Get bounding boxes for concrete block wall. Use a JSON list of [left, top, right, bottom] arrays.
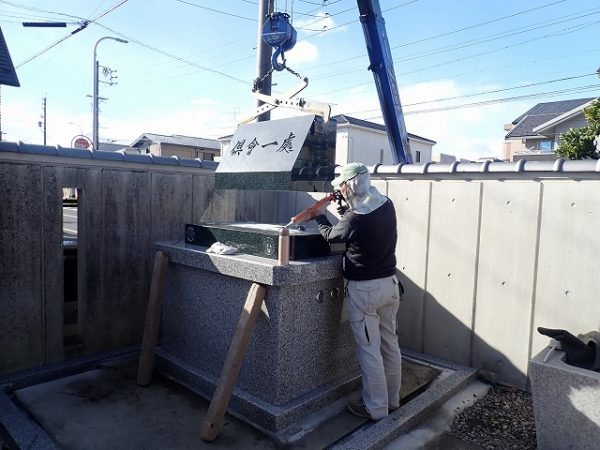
[[0, 148, 278, 375], [2, 146, 600, 390], [278, 164, 600, 389], [377, 172, 600, 389]]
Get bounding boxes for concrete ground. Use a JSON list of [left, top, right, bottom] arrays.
[[384, 380, 491, 450], [2, 352, 479, 449]]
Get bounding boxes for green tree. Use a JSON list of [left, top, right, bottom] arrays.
[[556, 98, 600, 160]]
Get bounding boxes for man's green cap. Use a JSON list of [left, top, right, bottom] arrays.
[[331, 162, 369, 187]]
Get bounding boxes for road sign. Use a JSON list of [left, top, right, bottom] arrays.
[[72, 135, 92, 149]]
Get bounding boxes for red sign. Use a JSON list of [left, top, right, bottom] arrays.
[[72, 135, 91, 149]]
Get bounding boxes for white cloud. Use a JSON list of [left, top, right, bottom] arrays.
[[315, 78, 528, 161], [2, 97, 240, 148], [2, 74, 534, 162], [286, 40, 320, 66]]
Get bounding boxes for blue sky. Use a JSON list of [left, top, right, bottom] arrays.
[[1, 0, 599, 160]]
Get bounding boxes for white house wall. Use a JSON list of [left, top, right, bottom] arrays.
[[336, 125, 432, 165]]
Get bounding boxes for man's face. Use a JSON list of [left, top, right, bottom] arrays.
[[340, 181, 349, 198]]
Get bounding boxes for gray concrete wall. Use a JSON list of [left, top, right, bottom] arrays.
[[294, 167, 600, 390], [381, 176, 600, 389], [2, 149, 600, 390], [0, 152, 276, 375]]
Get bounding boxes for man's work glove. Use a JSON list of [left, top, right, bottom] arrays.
[[337, 204, 349, 216]]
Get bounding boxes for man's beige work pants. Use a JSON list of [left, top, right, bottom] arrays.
[[346, 274, 402, 419]]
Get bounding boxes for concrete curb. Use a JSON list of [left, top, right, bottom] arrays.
[[331, 350, 477, 450]]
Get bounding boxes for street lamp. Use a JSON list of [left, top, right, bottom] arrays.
[[93, 36, 127, 150]]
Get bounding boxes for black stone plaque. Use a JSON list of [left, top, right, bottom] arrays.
[[184, 223, 332, 260]]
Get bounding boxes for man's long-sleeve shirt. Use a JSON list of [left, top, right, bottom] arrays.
[[315, 198, 397, 281]]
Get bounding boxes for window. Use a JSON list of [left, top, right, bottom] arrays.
[[203, 152, 214, 161], [62, 188, 82, 350], [537, 140, 554, 152], [415, 150, 421, 163]]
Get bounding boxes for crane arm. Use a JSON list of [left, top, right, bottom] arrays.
[[357, 0, 412, 164]]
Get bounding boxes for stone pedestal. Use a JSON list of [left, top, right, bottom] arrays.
[[154, 241, 359, 438], [529, 347, 600, 450]]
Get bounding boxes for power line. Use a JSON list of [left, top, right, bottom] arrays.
[[358, 85, 600, 119], [359, 73, 600, 114], [296, 0, 573, 73], [303, 7, 600, 82], [131, 0, 584, 86], [174, 0, 256, 21], [318, 47, 600, 99], [93, 22, 249, 84], [15, 0, 130, 68], [299, 13, 600, 97], [112, 0, 584, 90], [0, 10, 78, 23], [0, 0, 85, 21], [121, 0, 337, 80]]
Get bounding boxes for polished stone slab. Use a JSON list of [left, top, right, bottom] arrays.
[[184, 222, 331, 260]]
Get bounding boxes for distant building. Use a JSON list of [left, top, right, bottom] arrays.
[[432, 152, 461, 163], [129, 133, 220, 161], [503, 98, 596, 162], [332, 115, 436, 165]]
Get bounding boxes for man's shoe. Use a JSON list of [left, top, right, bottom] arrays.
[[347, 399, 375, 420], [389, 404, 400, 413]]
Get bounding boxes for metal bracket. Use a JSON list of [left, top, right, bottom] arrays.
[[238, 77, 331, 125]]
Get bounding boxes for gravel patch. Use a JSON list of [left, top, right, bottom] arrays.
[[449, 385, 537, 450]]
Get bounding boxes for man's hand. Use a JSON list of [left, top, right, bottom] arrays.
[[337, 204, 349, 216]]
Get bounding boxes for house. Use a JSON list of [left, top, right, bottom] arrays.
[[333, 114, 436, 165], [128, 133, 220, 161], [503, 97, 596, 162], [218, 115, 437, 165]]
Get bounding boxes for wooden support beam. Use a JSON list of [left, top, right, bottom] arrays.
[[137, 250, 170, 386], [201, 282, 267, 442]]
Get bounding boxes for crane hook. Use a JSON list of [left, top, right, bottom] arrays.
[[272, 47, 286, 71], [262, 12, 296, 71]]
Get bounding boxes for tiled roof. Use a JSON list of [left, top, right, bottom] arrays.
[[506, 98, 595, 139], [130, 133, 220, 150], [4, 141, 600, 175], [505, 114, 558, 139], [0, 27, 19, 87], [0, 141, 219, 168], [511, 98, 594, 124], [97, 142, 126, 152], [332, 114, 436, 144]]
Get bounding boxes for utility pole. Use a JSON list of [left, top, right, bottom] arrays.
[[38, 95, 47, 145], [256, 0, 273, 122], [92, 36, 128, 150]]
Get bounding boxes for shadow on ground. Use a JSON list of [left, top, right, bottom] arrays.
[[12, 357, 440, 450]]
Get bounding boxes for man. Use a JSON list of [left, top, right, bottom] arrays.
[[311, 162, 402, 421]]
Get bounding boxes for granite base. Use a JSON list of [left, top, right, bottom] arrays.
[[155, 349, 361, 441], [155, 241, 359, 435], [529, 347, 600, 450]]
